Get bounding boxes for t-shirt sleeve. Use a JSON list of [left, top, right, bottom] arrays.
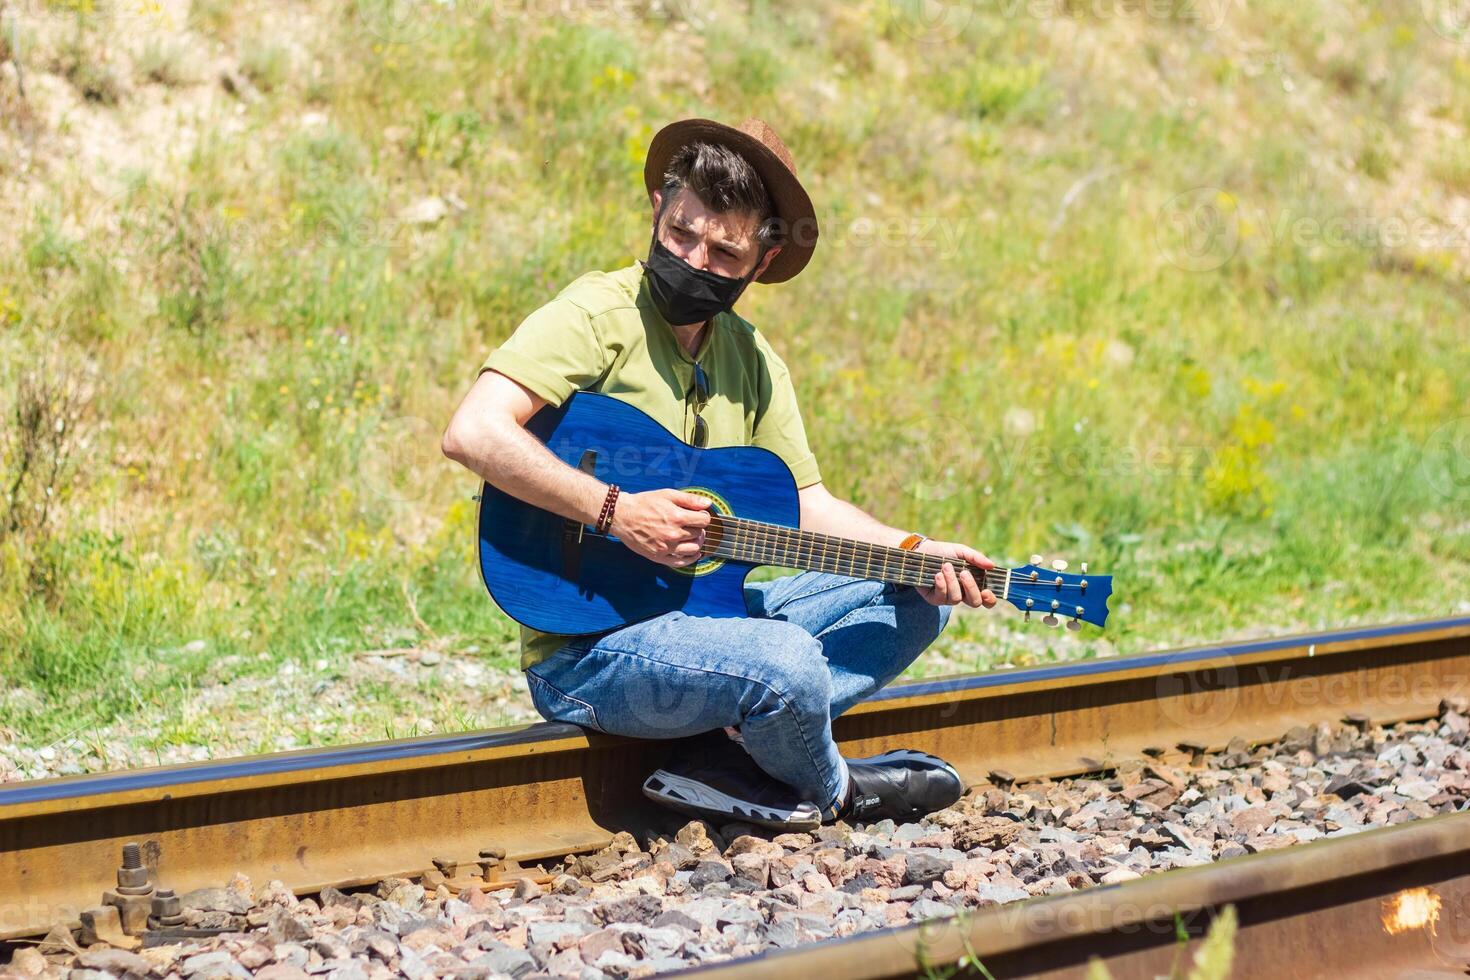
[[753, 351, 821, 489], [479, 298, 609, 406]]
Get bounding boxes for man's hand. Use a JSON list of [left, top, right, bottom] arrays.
[[914, 540, 998, 608], [609, 489, 712, 567]]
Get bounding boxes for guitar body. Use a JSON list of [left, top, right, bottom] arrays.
[[477, 391, 799, 636]]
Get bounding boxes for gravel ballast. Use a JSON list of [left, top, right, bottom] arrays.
[[8, 702, 1470, 979]]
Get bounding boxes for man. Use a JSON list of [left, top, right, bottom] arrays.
[[442, 117, 997, 830]]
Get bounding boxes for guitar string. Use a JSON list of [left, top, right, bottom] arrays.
[[714, 513, 1006, 583], [712, 515, 940, 585], [714, 515, 1004, 588], [706, 515, 1089, 595], [688, 520, 1092, 615], [721, 520, 1093, 606]]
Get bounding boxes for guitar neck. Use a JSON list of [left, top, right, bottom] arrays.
[[702, 514, 1009, 593]]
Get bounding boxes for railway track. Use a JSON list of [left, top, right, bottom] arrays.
[[4, 615, 1470, 978]]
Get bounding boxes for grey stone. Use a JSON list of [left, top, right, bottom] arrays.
[[313, 935, 351, 962], [324, 962, 368, 980], [385, 883, 426, 910], [469, 945, 536, 979], [528, 920, 591, 948], [764, 918, 800, 947], [180, 887, 253, 915], [361, 931, 398, 961], [181, 950, 252, 979], [903, 853, 949, 886], [273, 944, 310, 970], [599, 894, 664, 926], [973, 883, 1029, 904], [715, 904, 762, 928], [397, 948, 431, 980], [910, 898, 958, 920], [689, 861, 732, 888], [650, 909, 703, 934]]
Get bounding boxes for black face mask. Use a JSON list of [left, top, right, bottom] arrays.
[[640, 211, 762, 327]]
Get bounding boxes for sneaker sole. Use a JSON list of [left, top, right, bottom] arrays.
[[643, 770, 822, 831]]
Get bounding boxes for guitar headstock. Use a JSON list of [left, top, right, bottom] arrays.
[[1003, 556, 1113, 629]]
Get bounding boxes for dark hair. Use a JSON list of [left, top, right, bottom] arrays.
[[659, 141, 783, 252]]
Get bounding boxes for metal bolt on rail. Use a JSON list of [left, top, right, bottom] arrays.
[[101, 841, 154, 934], [150, 888, 184, 929]]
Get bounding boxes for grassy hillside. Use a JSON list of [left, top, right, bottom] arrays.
[[2, 0, 1469, 770]]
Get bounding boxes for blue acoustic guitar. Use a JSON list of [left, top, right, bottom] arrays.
[[477, 391, 1112, 636]]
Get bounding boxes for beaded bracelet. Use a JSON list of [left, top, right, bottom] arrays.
[[595, 484, 621, 534]]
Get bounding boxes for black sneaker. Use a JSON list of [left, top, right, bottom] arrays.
[[643, 731, 822, 831], [840, 749, 964, 824]]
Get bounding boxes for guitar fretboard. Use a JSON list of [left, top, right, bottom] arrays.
[[702, 514, 1008, 592]]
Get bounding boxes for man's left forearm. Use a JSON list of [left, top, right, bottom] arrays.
[[797, 481, 997, 608], [797, 483, 911, 548]]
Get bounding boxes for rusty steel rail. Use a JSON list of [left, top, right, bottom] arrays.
[[687, 808, 1470, 980], [2, 615, 1469, 942]]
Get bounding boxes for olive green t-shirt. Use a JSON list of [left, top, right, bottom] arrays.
[[479, 260, 821, 669]]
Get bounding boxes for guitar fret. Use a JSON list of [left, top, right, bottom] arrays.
[[718, 518, 1011, 600]]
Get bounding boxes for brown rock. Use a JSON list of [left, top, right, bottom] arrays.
[[855, 855, 907, 888], [8, 948, 47, 977], [941, 858, 996, 891], [254, 965, 311, 980], [578, 928, 625, 964], [1138, 786, 1181, 809], [75, 948, 151, 975], [954, 817, 1020, 851], [675, 821, 721, 855], [1243, 834, 1295, 853], [237, 944, 274, 970], [1260, 771, 1292, 795], [731, 853, 770, 888], [1121, 779, 1167, 801], [1231, 807, 1275, 836], [801, 871, 834, 892], [402, 928, 455, 952], [1145, 764, 1187, 793], [772, 833, 814, 850], [769, 854, 803, 888]]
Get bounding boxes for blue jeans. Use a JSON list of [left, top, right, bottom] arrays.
[[523, 571, 953, 820]]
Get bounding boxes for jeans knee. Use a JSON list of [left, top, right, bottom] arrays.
[[742, 621, 830, 716]]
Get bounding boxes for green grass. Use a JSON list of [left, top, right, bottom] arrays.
[[1, 0, 1469, 760]]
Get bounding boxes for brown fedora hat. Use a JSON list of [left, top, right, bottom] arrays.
[[643, 117, 818, 284]]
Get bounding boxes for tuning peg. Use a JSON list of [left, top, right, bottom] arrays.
[[1030, 554, 1043, 566], [1042, 613, 1060, 627], [1067, 618, 1081, 632], [1080, 562, 1088, 574], [1051, 559, 1068, 571]]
